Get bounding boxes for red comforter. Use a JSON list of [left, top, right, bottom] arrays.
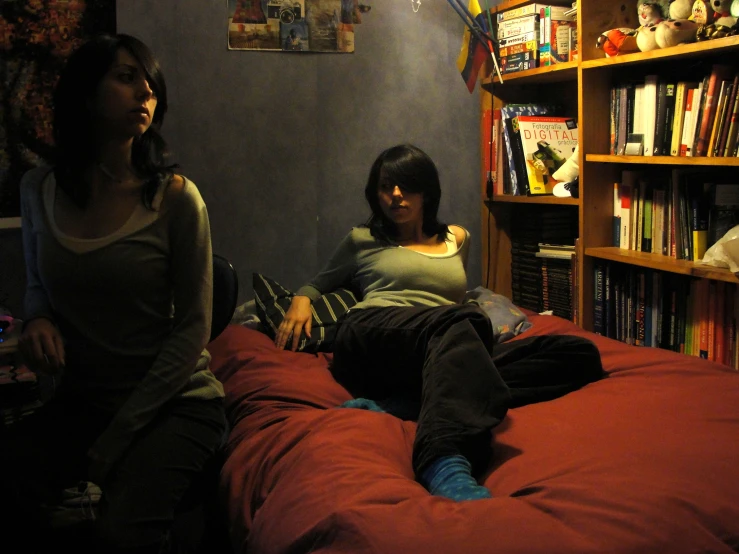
[[208, 314, 739, 554]]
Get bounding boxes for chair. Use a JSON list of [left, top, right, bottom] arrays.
[[210, 254, 239, 343]]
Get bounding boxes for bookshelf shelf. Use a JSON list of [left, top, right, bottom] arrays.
[[585, 247, 739, 284], [486, 195, 579, 205], [482, 62, 577, 88], [581, 36, 739, 70], [585, 155, 739, 166]]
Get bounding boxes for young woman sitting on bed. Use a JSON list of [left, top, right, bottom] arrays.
[[275, 144, 604, 502], [2, 34, 226, 553]]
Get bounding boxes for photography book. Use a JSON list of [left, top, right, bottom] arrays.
[[513, 115, 579, 195]]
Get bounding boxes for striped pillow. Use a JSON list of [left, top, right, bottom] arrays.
[[252, 273, 358, 352]]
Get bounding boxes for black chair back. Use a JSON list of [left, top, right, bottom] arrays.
[[211, 254, 238, 343]]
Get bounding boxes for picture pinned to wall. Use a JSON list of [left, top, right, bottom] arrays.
[[0, 0, 116, 227], [227, 0, 371, 53]]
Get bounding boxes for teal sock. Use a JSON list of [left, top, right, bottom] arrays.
[[338, 398, 386, 412], [420, 455, 492, 502]]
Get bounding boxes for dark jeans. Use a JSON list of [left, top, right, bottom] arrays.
[[330, 304, 604, 476], [0, 390, 226, 553]]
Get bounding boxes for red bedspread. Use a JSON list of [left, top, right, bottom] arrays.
[[208, 315, 739, 554]]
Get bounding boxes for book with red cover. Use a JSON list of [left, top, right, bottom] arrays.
[[694, 64, 735, 157]]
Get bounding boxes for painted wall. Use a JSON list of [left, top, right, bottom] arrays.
[[0, 0, 483, 317]]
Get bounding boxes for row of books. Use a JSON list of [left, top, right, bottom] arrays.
[[495, 3, 577, 75], [484, 103, 579, 196], [593, 262, 739, 369], [613, 168, 739, 262], [510, 206, 578, 320], [609, 64, 739, 158]]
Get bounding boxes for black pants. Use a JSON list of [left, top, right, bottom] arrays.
[[0, 391, 226, 553], [330, 304, 604, 476]]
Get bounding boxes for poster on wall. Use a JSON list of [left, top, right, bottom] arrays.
[[0, 0, 116, 227], [227, 0, 371, 53]]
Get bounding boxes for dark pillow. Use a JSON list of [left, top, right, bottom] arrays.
[[252, 273, 358, 353]]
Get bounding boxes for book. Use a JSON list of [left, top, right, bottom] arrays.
[[500, 104, 557, 195], [707, 182, 739, 248], [694, 64, 735, 157], [652, 79, 668, 156], [642, 75, 659, 156], [497, 3, 547, 22], [670, 81, 694, 156], [540, 6, 576, 65], [723, 76, 739, 156], [657, 83, 676, 157], [499, 30, 541, 47], [513, 115, 578, 195], [717, 75, 738, 156], [707, 79, 730, 157], [497, 13, 540, 39], [613, 181, 621, 247], [499, 40, 539, 58]]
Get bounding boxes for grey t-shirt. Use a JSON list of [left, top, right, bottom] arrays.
[[296, 226, 470, 309]]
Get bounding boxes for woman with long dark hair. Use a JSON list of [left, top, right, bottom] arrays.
[[3, 34, 225, 553]]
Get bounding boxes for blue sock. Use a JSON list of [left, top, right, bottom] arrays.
[[339, 398, 386, 412], [420, 455, 492, 501]]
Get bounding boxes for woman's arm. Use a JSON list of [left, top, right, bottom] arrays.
[[88, 177, 214, 482], [276, 231, 358, 351], [18, 168, 66, 373]]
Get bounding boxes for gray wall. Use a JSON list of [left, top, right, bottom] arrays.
[[0, 0, 482, 316]]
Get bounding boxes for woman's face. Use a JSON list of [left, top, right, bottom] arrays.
[[91, 48, 158, 140], [377, 169, 424, 228]]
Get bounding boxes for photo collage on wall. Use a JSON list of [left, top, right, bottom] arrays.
[[0, 0, 116, 223], [227, 0, 372, 53]]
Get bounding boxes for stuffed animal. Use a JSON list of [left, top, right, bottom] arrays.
[[636, 23, 662, 50], [691, 0, 712, 22], [638, 0, 671, 25], [669, 0, 694, 18], [709, 0, 737, 26], [733, 0, 739, 17], [596, 28, 640, 56], [655, 18, 700, 46]]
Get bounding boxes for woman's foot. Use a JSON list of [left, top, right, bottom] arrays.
[[420, 455, 491, 501], [338, 398, 386, 412]]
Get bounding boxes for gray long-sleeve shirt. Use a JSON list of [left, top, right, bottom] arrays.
[[20, 166, 224, 465]]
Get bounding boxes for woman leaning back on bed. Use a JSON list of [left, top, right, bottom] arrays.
[[0, 34, 226, 553], [276, 144, 605, 502]]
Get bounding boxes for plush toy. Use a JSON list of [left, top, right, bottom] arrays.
[[596, 27, 640, 56], [733, 0, 739, 17], [636, 23, 662, 50], [655, 18, 700, 46], [669, 0, 694, 18], [691, 0, 712, 22], [638, 0, 671, 25], [709, 0, 738, 27]]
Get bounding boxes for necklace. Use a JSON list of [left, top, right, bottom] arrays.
[[97, 163, 130, 183]]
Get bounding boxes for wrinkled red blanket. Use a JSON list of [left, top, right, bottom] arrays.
[[209, 314, 739, 554]]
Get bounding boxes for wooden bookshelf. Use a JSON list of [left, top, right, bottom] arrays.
[[480, 0, 739, 336]]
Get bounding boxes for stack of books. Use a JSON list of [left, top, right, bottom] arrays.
[[510, 206, 578, 314], [496, 3, 577, 75], [536, 243, 576, 320]]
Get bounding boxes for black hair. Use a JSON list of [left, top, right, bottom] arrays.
[[52, 33, 177, 209], [363, 144, 449, 243]]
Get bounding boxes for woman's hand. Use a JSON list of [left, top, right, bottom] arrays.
[[19, 317, 65, 374], [275, 296, 312, 351]]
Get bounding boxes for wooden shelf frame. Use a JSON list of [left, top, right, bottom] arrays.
[[586, 247, 739, 284], [485, 195, 580, 205]]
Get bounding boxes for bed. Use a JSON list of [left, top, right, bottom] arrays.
[[208, 309, 739, 554]]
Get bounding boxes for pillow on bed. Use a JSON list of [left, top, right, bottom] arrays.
[[252, 273, 358, 353], [464, 286, 533, 343]]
